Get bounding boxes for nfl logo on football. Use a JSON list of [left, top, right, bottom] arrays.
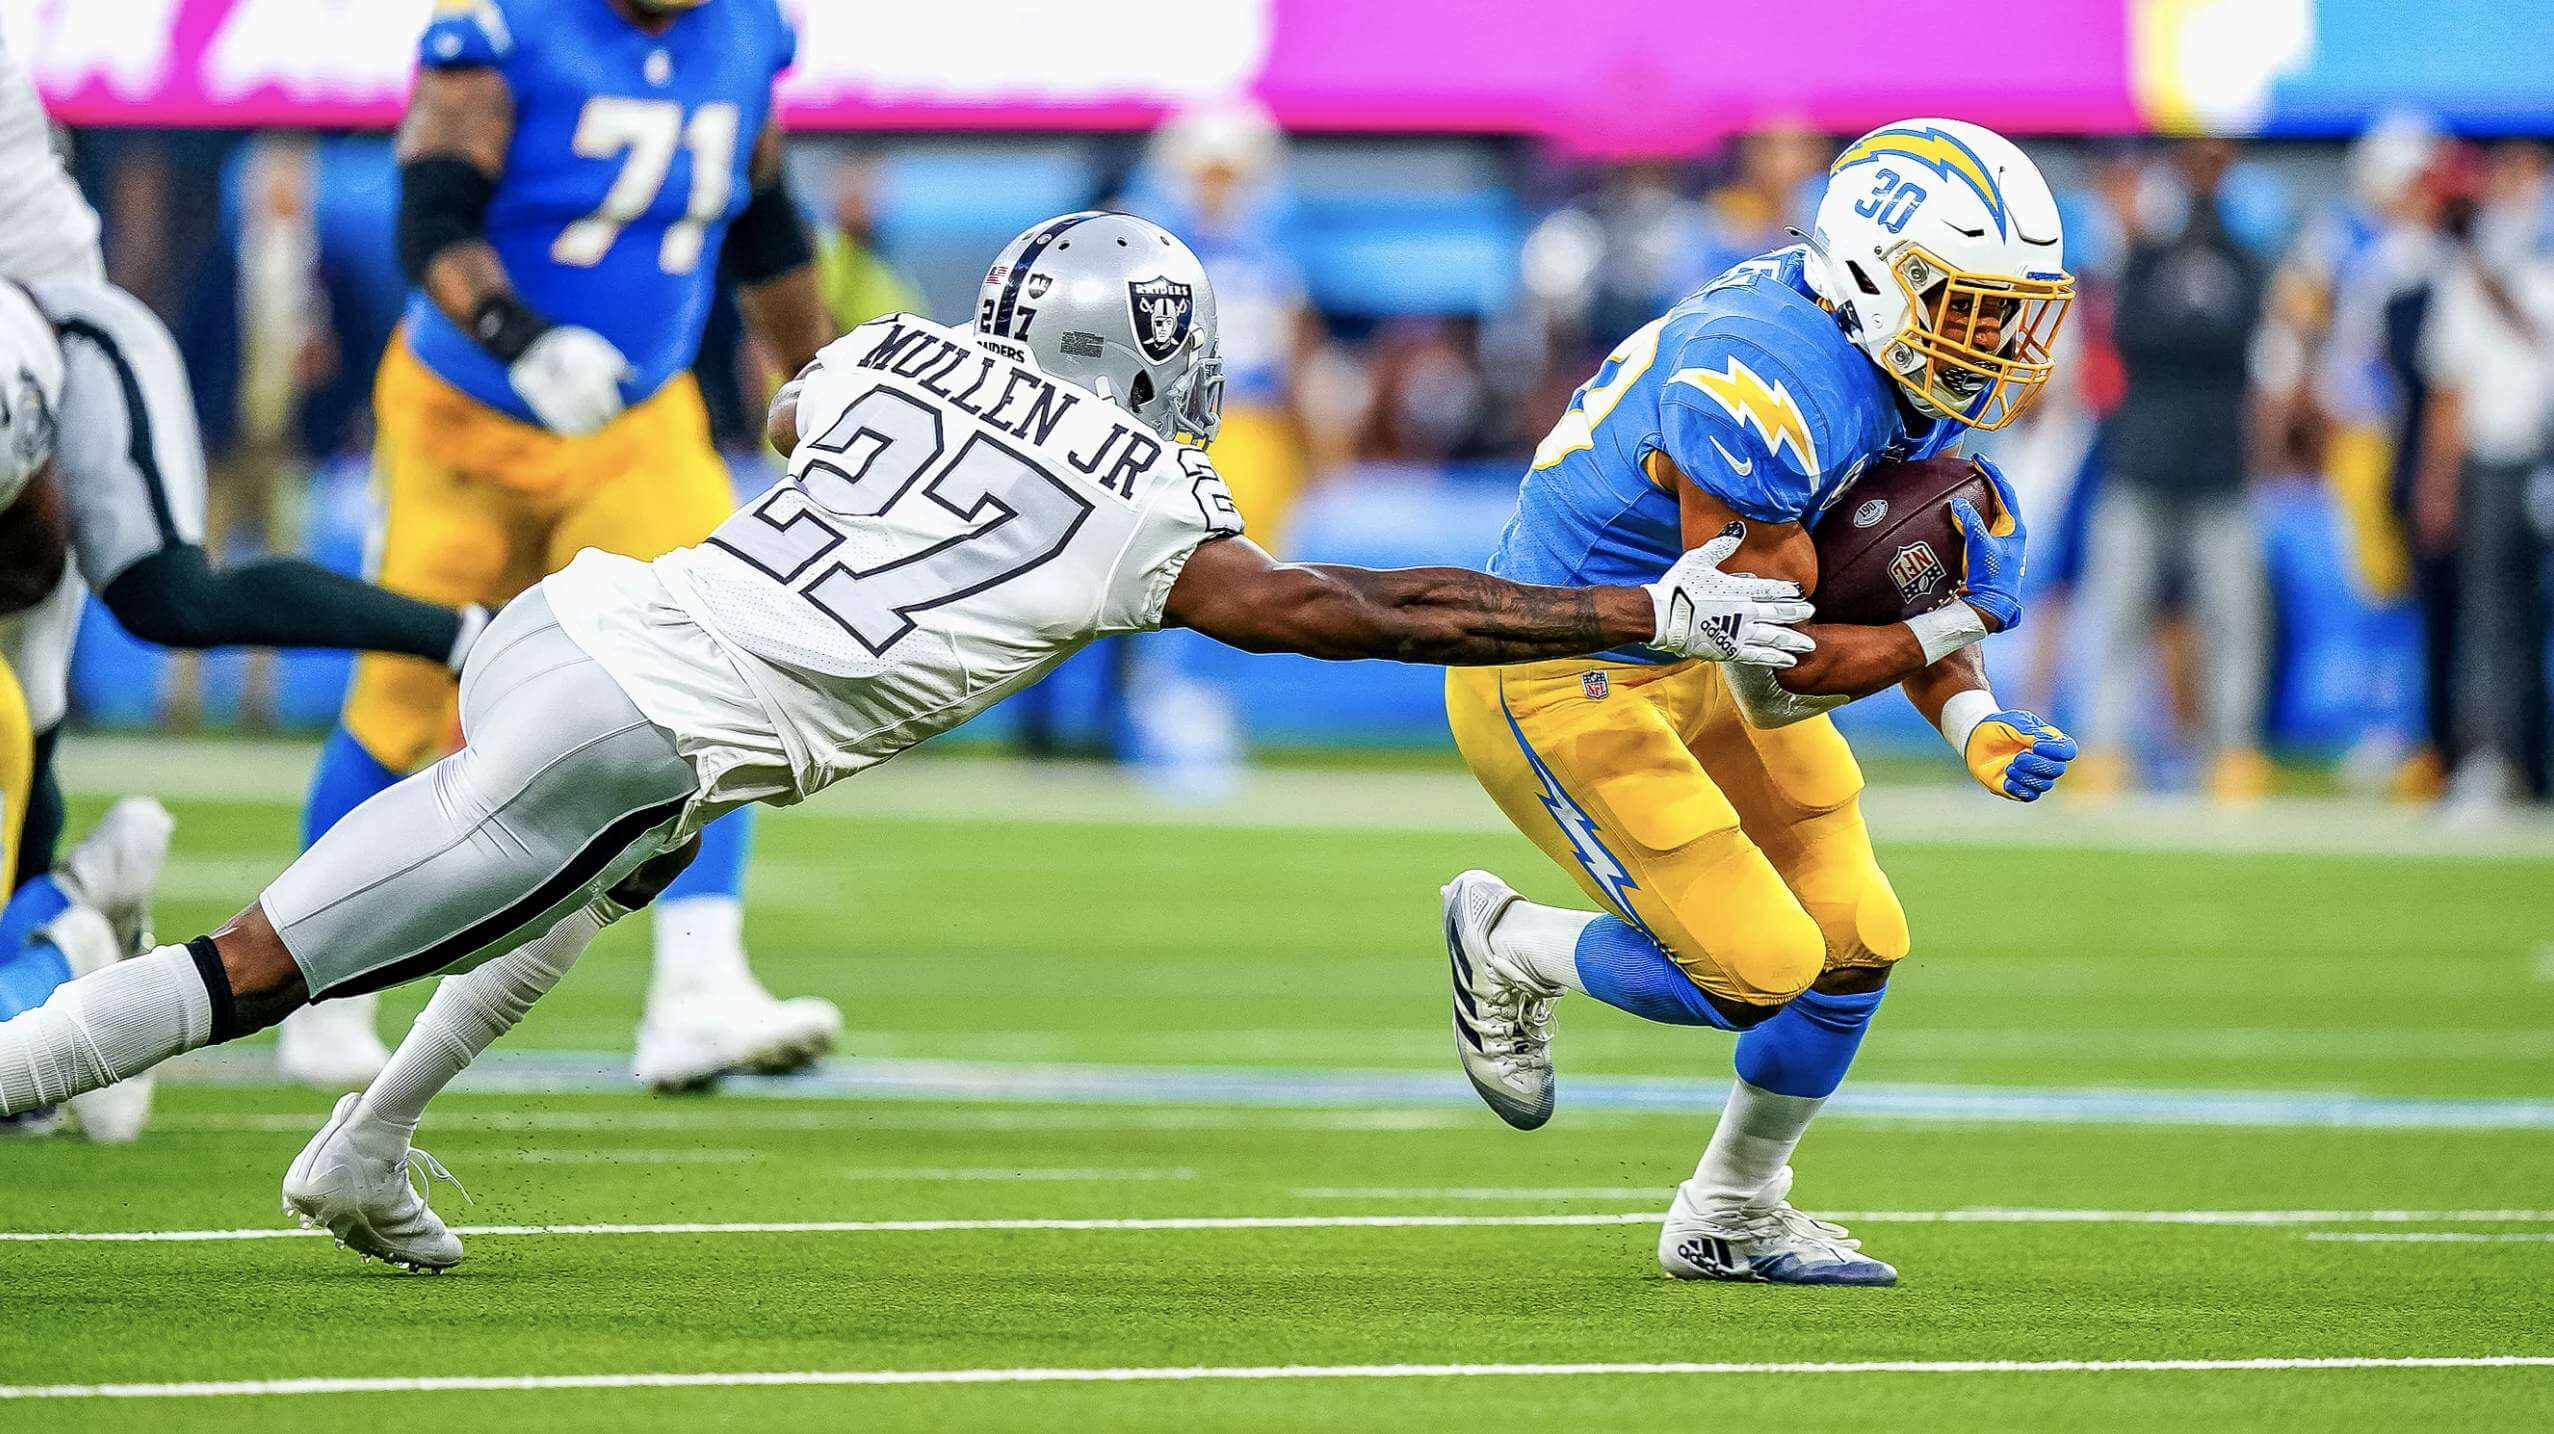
[[1889, 540, 1946, 604]]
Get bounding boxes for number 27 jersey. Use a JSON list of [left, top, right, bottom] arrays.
[[649, 314, 1242, 791]]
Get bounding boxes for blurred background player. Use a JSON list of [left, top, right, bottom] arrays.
[[291, 0, 841, 1089], [0, 279, 175, 1143], [2070, 139, 2274, 801], [1441, 120, 2079, 1285]]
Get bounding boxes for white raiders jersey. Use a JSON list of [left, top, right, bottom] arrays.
[[0, 37, 103, 286], [546, 314, 1242, 803]]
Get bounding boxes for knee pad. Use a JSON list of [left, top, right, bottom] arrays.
[[1694, 898, 1824, 1008]]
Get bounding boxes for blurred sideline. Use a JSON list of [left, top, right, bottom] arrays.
[[59, 734, 2554, 860]]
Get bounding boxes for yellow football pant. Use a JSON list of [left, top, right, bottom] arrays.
[[343, 333, 737, 771], [1206, 405, 1307, 554], [1446, 658, 1908, 1009], [0, 658, 30, 887]]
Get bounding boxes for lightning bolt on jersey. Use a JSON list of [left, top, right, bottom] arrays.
[[546, 315, 1243, 799], [1490, 246, 1959, 662], [403, 0, 794, 425]]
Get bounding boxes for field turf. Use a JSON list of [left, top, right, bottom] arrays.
[[2, 740, 2550, 1431]]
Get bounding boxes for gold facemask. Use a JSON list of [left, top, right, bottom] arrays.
[[1881, 245, 2074, 431]]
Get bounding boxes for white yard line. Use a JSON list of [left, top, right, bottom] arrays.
[[467, 1149, 760, 1165], [2302, 1232, 2554, 1244], [6, 1208, 2552, 1247], [160, 1108, 1483, 1135], [6, 1356, 2552, 1401], [832, 1167, 1200, 1182]]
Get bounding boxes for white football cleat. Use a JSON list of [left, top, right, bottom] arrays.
[[276, 995, 391, 1090], [632, 987, 843, 1092], [55, 796, 173, 956], [1441, 869, 1558, 1130], [281, 1092, 467, 1272], [1658, 1166, 1898, 1286]]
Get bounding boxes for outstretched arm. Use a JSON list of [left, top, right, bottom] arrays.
[[1162, 536, 1653, 665]]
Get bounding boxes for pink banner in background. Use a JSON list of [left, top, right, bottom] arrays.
[[13, 0, 2140, 146]]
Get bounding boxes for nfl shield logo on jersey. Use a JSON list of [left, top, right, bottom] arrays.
[[1580, 670, 1610, 701], [1127, 277, 1195, 363], [1889, 541, 1947, 604]]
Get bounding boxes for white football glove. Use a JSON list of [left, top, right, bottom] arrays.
[[1646, 526, 1816, 667], [507, 325, 634, 436]]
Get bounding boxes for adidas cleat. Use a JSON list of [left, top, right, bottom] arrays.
[[1658, 1167, 1897, 1286], [1441, 869, 1558, 1131], [281, 1093, 467, 1272]]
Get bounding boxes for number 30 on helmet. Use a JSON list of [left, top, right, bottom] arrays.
[[1803, 118, 2075, 431]]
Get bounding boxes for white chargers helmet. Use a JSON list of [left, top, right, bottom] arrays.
[[976, 211, 1223, 443], [1804, 118, 2074, 431], [0, 282, 61, 510]]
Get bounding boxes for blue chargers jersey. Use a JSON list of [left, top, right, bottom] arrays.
[[403, 0, 795, 425], [1489, 246, 1960, 662]]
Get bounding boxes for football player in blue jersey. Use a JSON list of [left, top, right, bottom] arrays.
[[285, 0, 840, 1091], [1441, 119, 2083, 1285]]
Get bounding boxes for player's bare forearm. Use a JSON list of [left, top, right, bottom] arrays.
[[1164, 538, 1651, 665], [422, 242, 516, 333], [738, 265, 832, 378], [1899, 644, 1990, 726], [1774, 620, 1928, 698], [396, 66, 516, 331]]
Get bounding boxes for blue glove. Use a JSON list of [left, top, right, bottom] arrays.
[[1948, 456, 2026, 632], [1962, 708, 2077, 802]]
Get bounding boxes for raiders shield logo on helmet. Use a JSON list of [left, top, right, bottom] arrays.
[[1127, 277, 1195, 364]]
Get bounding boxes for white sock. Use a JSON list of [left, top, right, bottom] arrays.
[[1487, 900, 1599, 993], [649, 894, 754, 1005], [350, 904, 607, 1153], [0, 946, 212, 1113], [1683, 1079, 1825, 1210]]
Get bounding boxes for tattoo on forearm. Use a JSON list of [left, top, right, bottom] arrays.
[[1332, 567, 1616, 665]]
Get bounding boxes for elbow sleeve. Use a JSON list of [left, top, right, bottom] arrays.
[[722, 178, 816, 286], [100, 545, 216, 647], [397, 156, 499, 286]]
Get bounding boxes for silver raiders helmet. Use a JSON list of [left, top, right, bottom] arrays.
[[975, 211, 1223, 443]]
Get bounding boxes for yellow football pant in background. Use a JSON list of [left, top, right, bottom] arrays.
[[343, 334, 737, 771], [0, 658, 31, 886], [1446, 658, 1908, 1009]]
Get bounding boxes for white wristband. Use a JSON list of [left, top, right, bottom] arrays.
[[1936, 687, 2001, 756], [1905, 601, 1989, 666]]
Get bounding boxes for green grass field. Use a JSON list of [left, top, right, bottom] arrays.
[[3, 741, 2552, 1431]]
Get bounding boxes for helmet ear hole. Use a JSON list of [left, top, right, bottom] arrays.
[[1846, 260, 1882, 296], [1129, 372, 1156, 409]]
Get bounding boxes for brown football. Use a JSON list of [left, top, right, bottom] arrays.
[[1808, 455, 1991, 626]]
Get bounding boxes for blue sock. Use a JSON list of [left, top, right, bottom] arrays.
[[0, 877, 75, 1021], [1733, 986, 1887, 1099], [0, 874, 69, 963], [302, 726, 403, 848], [660, 807, 752, 904], [1571, 915, 1741, 1030]]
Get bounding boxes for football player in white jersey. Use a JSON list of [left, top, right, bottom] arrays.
[[0, 212, 1814, 1267]]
